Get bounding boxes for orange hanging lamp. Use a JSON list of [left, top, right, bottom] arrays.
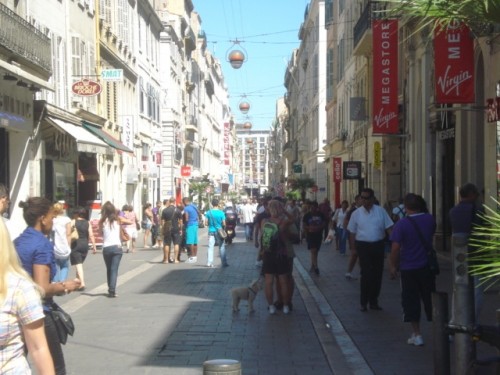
[[226, 39, 248, 69]]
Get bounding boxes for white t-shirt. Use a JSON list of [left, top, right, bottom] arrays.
[[52, 215, 72, 258], [102, 219, 122, 247]]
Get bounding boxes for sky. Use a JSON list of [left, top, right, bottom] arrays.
[[192, 0, 309, 130]]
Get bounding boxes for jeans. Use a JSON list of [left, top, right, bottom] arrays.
[[207, 233, 227, 266], [244, 223, 253, 240], [338, 228, 347, 254], [102, 245, 123, 295], [54, 257, 69, 282], [44, 312, 66, 374]]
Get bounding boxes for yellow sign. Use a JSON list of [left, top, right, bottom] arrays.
[[374, 142, 381, 169]]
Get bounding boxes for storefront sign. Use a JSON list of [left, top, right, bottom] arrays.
[[434, 21, 475, 104], [333, 157, 342, 182], [181, 165, 191, 177], [101, 69, 123, 81], [343, 161, 362, 180], [72, 79, 102, 97], [372, 19, 398, 134]]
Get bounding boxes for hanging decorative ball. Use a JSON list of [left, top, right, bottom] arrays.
[[243, 121, 252, 129], [239, 101, 250, 114], [228, 49, 246, 69], [246, 138, 253, 143]]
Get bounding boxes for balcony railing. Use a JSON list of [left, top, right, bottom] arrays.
[[353, 1, 386, 50], [0, 3, 52, 74]]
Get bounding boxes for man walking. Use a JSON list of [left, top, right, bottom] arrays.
[[204, 199, 228, 268], [183, 197, 199, 263], [240, 199, 255, 241], [347, 188, 393, 311], [161, 198, 183, 263], [302, 201, 327, 275]]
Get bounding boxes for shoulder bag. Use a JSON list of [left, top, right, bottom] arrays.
[[48, 302, 75, 345], [209, 210, 227, 239], [407, 216, 440, 276]]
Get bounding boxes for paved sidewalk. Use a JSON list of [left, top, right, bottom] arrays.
[[57, 227, 499, 374]]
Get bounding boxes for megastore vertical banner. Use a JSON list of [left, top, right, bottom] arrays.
[[223, 122, 230, 165], [372, 19, 399, 134], [333, 157, 342, 182], [434, 21, 475, 104]]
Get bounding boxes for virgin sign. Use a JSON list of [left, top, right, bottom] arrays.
[[72, 79, 102, 97], [434, 21, 475, 104]]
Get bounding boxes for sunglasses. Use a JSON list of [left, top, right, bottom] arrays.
[[360, 195, 372, 200]]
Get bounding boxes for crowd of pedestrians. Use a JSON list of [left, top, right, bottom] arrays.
[[0, 181, 490, 373]]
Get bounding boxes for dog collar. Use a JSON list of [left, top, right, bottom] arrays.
[[248, 287, 257, 295]]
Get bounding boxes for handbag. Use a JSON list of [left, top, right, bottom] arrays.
[[407, 216, 440, 276], [136, 220, 140, 231], [48, 302, 75, 345], [120, 226, 130, 242]]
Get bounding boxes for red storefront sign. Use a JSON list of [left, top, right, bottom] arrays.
[[71, 79, 102, 96], [434, 21, 475, 104], [333, 157, 342, 183], [372, 19, 399, 134], [180, 165, 191, 177]]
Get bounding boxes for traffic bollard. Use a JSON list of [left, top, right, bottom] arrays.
[[203, 359, 242, 375]]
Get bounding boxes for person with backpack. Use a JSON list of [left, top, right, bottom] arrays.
[[392, 198, 406, 223], [260, 199, 296, 315], [302, 201, 328, 275]]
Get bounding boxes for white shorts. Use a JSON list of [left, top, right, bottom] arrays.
[[125, 227, 138, 240]]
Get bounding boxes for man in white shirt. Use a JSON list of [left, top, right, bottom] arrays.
[[347, 188, 393, 311], [240, 200, 255, 241]]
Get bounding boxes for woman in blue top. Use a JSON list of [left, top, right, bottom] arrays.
[[389, 193, 436, 347], [204, 199, 227, 268], [14, 197, 81, 375]]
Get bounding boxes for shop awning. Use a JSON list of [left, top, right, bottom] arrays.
[[46, 117, 111, 155], [82, 121, 134, 154]]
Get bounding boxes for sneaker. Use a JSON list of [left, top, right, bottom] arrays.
[[345, 272, 357, 280], [206, 263, 214, 268], [283, 305, 290, 314], [186, 257, 197, 263], [407, 334, 424, 346], [268, 305, 276, 315]]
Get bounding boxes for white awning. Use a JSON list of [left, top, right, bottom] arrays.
[[47, 117, 111, 155]]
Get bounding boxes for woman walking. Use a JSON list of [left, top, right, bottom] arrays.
[[142, 203, 153, 248], [14, 197, 81, 374], [70, 207, 96, 291], [0, 219, 55, 375], [389, 193, 436, 346], [122, 205, 139, 253], [99, 201, 132, 297], [51, 202, 71, 282]]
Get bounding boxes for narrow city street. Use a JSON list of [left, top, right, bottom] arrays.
[[55, 226, 498, 375]]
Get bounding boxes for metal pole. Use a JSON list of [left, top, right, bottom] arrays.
[[432, 292, 450, 375], [450, 233, 475, 375]]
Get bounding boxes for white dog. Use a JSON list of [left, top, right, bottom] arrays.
[[231, 278, 263, 313]]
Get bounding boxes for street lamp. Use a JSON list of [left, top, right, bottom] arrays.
[[226, 39, 248, 69]]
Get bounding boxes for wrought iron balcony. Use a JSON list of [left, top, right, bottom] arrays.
[[0, 3, 52, 75], [353, 1, 387, 56]]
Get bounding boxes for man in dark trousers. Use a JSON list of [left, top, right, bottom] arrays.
[[347, 188, 393, 311], [161, 198, 183, 263]]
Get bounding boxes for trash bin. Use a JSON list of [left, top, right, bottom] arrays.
[[202, 359, 241, 375]]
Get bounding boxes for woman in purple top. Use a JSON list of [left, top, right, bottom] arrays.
[[389, 193, 436, 347]]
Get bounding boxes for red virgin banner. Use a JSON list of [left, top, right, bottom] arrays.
[[372, 19, 399, 134], [434, 21, 475, 104], [333, 157, 342, 183]]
